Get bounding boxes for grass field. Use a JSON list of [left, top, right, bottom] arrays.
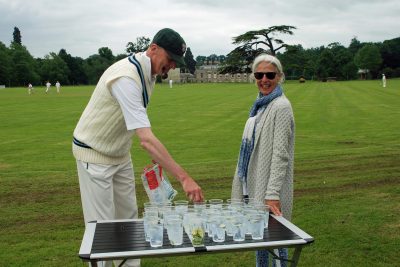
[[0, 80, 399, 266]]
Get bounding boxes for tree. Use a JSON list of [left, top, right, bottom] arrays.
[[219, 45, 263, 74], [38, 52, 70, 84], [301, 47, 324, 80], [278, 45, 307, 80], [316, 47, 334, 80], [220, 25, 296, 74], [380, 37, 400, 70], [313, 43, 358, 81], [115, 53, 128, 61], [195, 56, 206, 66], [354, 44, 383, 78], [98, 47, 114, 61], [208, 54, 218, 65], [330, 43, 358, 80], [232, 25, 296, 56], [9, 42, 40, 86], [183, 47, 196, 74], [126, 36, 150, 54], [217, 55, 226, 64], [348, 37, 363, 55], [58, 49, 87, 85], [83, 48, 115, 84], [13, 27, 22, 45], [0, 42, 12, 85]]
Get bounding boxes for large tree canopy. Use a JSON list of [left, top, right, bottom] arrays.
[[184, 47, 196, 74], [126, 36, 150, 54], [219, 25, 296, 74], [13, 27, 22, 45], [58, 49, 87, 85], [9, 42, 39, 85], [354, 44, 383, 77], [0, 42, 12, 85], [38, 52, 70, 84], [232, 25, 297, 56], [380, 37, 400, 69]]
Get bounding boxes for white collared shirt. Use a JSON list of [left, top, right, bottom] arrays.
[[111, 53, 155, 131]]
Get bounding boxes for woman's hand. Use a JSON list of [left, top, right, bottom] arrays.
[[266, 199, 282, 216]]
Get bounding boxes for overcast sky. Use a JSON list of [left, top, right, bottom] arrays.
[[0, 0, 399, 59]]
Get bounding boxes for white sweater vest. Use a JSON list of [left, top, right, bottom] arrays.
[[73, 55, 154, 164]]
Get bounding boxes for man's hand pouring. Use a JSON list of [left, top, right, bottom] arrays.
[[181, 176, 204, 202]]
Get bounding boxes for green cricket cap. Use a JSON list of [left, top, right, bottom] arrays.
[[152, 28, 187, 67]]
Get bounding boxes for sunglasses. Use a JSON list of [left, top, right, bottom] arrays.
[[254, 72, 277, 80]]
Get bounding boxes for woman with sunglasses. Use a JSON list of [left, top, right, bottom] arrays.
[[231, 54, 295, 267]]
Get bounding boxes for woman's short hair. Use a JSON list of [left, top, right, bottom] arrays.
[[251, 54, 285, 84]]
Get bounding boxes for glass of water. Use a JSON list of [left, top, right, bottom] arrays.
[[174, 200, 189, 217], [189, 214, 205, 247], [143, 211, 159, 242], [208, 199, 223, 210], [254, 204, 270, 228], [249, 213, 264, 240], [232, 214, 246, 242], [148, 219, 164, 248], [210, 214, 226, 242], [166, 217, 183, 246]]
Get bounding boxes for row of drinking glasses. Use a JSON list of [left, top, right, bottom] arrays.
[[142, 199, 270, 248]]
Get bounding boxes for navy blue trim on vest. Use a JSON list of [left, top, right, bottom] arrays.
[[128, 55, 149, 108], [73, 137, 92, 149]]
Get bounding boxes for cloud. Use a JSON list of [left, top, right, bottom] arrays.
[[0, 0, 399, 58]]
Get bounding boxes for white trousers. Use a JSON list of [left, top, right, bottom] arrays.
[[77, 160, 140, 267]]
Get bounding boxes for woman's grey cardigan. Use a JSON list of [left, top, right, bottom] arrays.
[[231, 94, 295, 220]]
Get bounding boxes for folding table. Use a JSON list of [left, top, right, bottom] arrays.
[[79, 214, 314, 267]]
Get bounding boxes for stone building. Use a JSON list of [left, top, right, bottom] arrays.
[[194, 64, 251, 83], [165, 64, 252, 84], [166, 68, 195, 83]]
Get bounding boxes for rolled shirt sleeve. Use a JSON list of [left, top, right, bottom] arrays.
[[111, 76, 151, 130]]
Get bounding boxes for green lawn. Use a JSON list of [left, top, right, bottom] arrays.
[[0, 80, 399, 266]]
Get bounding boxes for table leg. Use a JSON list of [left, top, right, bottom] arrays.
[[290, 246, 303, 267], [118, 259, 127, 267]]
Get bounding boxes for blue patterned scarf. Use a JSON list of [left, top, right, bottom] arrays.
[[237, 85, 283, 183]]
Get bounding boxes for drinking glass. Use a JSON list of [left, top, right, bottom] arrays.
[[222, 210, 235, 237], [210, 214, 225, 242], [189, 214, 205, 247], [249, 213, 264, 240], [254, 204, 270, 228], [174, 200, 189, 216], [193, 200, 207, 212], [143, 211, 159, 242], [209, 199, 223, 210], [166, 218, 183, 246], [148, 219, 164, 247], [232, 214, 246, 242]]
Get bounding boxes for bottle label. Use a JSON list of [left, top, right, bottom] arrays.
[[145, 170, 159, 190]]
